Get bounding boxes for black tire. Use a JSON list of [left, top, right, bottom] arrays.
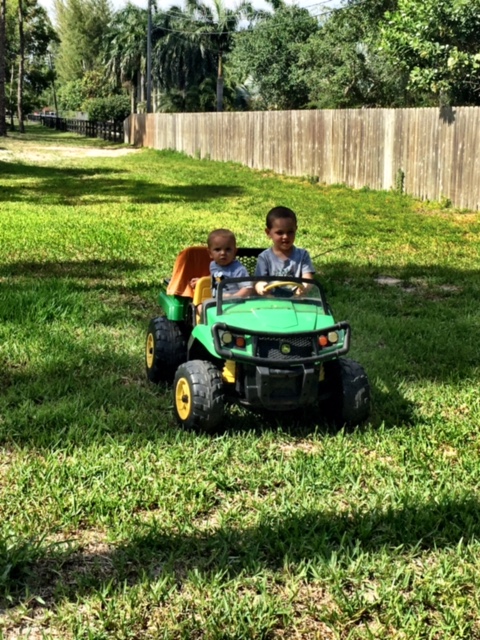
[[323, 357, 370, 427], [173, 360, 225, 431], [145, 317, 187, 384]]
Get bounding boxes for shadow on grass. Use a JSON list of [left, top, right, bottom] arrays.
[[320, 261, 480, 380], [2, 495, 479, 607], [0, 258, 166, 445], [0, 160, 244, 205], [0, 259, 148, 279]]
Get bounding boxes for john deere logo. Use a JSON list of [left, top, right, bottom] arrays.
[[280, 342, 291, 355]]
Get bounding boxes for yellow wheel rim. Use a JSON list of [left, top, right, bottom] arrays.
[[175, 377, 192, 420], [146, 333, 155, 369]]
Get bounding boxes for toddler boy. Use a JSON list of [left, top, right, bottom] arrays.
[[191, 228, 251, 298]]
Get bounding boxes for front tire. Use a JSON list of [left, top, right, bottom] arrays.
[[145, 317, 187, 384], [323, 358, 370, 427], [174, 360, 224, 431]]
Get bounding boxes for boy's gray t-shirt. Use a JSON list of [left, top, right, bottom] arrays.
[[210, 259, 249, 296], [254, 247, 315, 278]]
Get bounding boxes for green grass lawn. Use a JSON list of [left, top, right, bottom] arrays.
[[1, 124, 480, 639]]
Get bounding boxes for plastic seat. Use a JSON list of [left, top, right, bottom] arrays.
[[166, 246, 211, 298], [192, 276, 213, 307]]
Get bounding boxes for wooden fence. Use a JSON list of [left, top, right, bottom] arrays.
[[29, 114, 124, 142], [125, 107, 480, 211]]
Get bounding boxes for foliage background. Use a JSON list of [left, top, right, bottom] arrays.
[[2, 0, 480, 131]]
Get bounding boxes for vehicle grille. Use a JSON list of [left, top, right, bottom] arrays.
[[255, 335, 315, 360]]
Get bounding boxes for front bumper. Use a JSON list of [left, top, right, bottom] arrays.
[[212, 321, 351, 368], [241, 364, 320, 410]]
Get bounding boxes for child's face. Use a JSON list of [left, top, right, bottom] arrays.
[[266, 217, 297, 253], [208, 235, 237, 266]]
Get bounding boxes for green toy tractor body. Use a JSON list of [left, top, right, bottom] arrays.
[[146, 248, 370, 431]]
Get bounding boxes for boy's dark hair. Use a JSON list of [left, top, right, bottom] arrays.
[[266, 206, 297, 229], [207, 228, 236, 247]]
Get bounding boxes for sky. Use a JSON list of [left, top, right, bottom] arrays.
[[38, 0, 342, 22]]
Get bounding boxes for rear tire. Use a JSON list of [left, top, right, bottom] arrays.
[[323, 358, 370, 427], [174, 360, 224, 431], [145, 317, 187, 384]]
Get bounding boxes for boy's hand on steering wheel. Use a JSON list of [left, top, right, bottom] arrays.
[[255, 281, 268, 295]]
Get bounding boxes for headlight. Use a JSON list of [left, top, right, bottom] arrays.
[[220, 331, 246, 349], [221, 331, 233, 345], [318, 331, 340, 348]]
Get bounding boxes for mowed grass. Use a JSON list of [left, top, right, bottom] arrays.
[[0, 124, 480, 639]]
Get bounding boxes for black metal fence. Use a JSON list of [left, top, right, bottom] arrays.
[[28, 114, 124, 142]]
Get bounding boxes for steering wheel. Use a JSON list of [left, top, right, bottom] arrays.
[[263, 281, 306, 293]]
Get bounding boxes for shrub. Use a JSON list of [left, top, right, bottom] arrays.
[[85, 95, 131, 123]]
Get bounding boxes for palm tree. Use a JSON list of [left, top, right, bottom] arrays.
[[154, 0, 256, 112], [184, 0, 255, 111], [104, 4, 148, 112], [152, 4, 216, 109]]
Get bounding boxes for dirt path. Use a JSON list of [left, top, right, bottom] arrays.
[[0, 143, 140, 164]]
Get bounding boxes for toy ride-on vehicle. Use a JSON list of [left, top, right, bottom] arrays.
[[145, 246, 370, 431]]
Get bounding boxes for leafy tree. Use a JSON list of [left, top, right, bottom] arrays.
[[5, 0, 57, 126], [231, 5, 318, 109], [379, 0, 480, 105], [56, 71, 110, 112], [54, 0, 112, 84], [345, 0, 399, 24], [56, 78, 83, 111], [155, 69, 249, 113], [298, 3, 408, 108], [26, 4, 57, 114]]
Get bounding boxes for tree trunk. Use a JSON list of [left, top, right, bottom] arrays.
[[146, 0, 152, 113], [0, 0, 7, 136], [9, 64, 15, 130], [49, 53, 58, 115], [216, 52, 223, 112], [129, 81, 135, 114], [139, 71, 145, 107], [17, 0, 25, 133]]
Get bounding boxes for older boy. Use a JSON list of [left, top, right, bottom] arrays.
[[255, 206, 315, 294]]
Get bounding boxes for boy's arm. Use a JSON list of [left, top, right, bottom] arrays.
[[254, 255, 268, 294], [233, 266, 253, 297], [294, 271, 315, 296], [234, 285, 253, 297], [301, 250, 315, 279]]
